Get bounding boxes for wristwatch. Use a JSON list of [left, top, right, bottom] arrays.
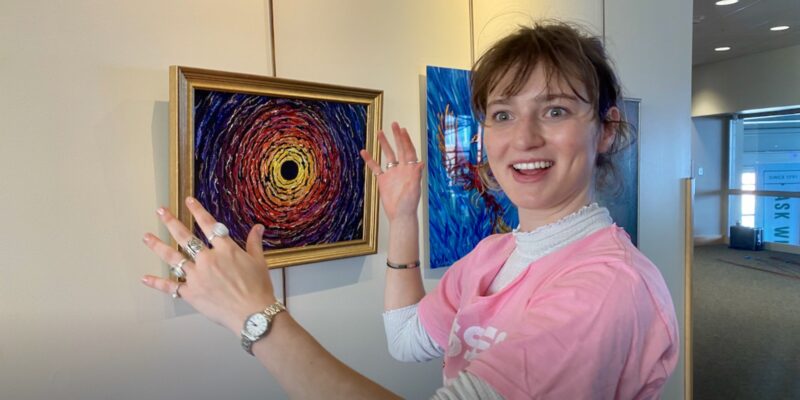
[[240, 300, 286, 355]]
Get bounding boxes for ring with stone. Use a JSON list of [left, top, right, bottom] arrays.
[[207, 222, 230, 242], [171, 283, 184, 299], [184, 237, 205, 259], [170, 258, 188, 279], [385, 161, 399, 169]]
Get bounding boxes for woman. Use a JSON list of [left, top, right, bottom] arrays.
[[142, 21, 678, 399]]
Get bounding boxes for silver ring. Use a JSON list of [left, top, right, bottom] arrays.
[[171, 283, 183, 299], [184, 237, 205, 259], [384, 161, 399, 169], [170, 258, 188, 279], [207, 222, 230, 242], [373, 170, 384, 177], [405, 160, 421, 165]]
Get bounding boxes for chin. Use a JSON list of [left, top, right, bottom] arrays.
[[504, 192, 551, 211]]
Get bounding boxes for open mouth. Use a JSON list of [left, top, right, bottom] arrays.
[[512, 161, 553, 174]]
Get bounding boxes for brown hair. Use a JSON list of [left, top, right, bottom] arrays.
[[471, 21, 633, 193]]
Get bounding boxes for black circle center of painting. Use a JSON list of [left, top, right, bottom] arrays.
[[281, 160, 299, 181]]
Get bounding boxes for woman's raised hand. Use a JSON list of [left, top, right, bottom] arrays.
[[359, 122, 425, 222], [141, 197, 276, 335]]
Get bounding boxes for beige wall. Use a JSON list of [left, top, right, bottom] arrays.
[[693, 44, 800, 116], [0, 1, 691, 399]]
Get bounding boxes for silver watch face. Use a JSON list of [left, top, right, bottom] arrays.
[[244, 313, 269, 337]]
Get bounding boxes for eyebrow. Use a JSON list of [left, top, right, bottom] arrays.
[[486, 93, 581, 107], [536, 93, 580, 102]]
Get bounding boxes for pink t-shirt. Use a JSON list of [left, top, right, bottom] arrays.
[[418, 226, 679, 399]]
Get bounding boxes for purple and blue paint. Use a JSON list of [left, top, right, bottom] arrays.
[[194, 90, 367, 249]]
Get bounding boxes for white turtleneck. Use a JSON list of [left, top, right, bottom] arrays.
[[486, 203, 613, 294], [383, 204, 613, 399]]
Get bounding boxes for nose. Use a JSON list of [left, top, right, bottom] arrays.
[[510, 115, 545, 150]]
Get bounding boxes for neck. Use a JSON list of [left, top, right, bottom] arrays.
[[517, 188, 594, 232]]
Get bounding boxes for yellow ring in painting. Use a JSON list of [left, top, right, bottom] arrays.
[[264, 144, 317, 207]]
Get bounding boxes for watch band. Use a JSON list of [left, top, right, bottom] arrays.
[[241, 300, 286, 355]]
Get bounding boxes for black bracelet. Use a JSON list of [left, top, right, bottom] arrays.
[[386, 260, 421, 269]]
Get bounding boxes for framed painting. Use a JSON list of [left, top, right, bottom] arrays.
[[170, 66, 382, 268], [426, 65, 519, 269], [597, 98, 640, 246]]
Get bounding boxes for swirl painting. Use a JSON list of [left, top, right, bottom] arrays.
[[170, 67, 382, 268]]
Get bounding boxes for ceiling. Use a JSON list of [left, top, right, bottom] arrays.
[[693, 0, 800, 65]]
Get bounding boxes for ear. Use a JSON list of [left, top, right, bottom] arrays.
[[597, 106, 620, 154]]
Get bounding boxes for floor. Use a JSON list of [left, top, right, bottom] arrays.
[[692, 244, 800, 399]]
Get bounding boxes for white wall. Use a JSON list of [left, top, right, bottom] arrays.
[[692, 117, 727, 239], [0, 1, 692, 399], [472, 0, 603, 54], [604, 1, 693, 398], [693, 44, 800, 116]]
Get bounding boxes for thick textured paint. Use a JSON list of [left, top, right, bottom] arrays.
[[194, 90, 367, 249], [426, 66, 518, 269]]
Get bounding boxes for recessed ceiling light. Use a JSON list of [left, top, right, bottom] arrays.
[[715, 0, 739, 5], [770, 25, 790, 31], [715, 46, 731, 52]]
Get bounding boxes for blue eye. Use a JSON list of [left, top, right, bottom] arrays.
[[547, 107, 567, 118], [492, 111, 511, 122]]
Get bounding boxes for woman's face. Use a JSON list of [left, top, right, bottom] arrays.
[[483, 63, 615, 229]]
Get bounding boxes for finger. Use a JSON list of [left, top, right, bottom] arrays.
[[156, 206, 196, 247], [398, 127, 420, 163], [359, 149, 384, 177], [377, 129, 396, 163], [141, 275, 186, 298], [185, 197, 234, 248], [389, 122, 405, 162], [142, 233, 196, 273], [246, 224, 265, 260]]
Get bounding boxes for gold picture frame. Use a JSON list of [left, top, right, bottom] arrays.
[[169, 66, 382, 268]]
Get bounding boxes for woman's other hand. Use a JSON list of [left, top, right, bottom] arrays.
[[359, 122, 425, 222]]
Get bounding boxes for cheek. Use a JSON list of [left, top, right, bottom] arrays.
[[482, 131, 501, 160], [558, 131, 601, 161]]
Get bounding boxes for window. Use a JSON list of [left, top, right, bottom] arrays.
[[740, 171, 756, 227], [728, 110, 800, 245]]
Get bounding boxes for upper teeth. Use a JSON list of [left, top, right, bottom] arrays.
[[513, 161, 553, 170]]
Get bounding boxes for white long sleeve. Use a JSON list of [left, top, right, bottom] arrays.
[[430, 372, 505, 400], [382, 303, 444, 362], [383, 307, 505, 398]]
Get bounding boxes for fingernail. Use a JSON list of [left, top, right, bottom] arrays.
[[186, 197, 196, 204], [140, 276, 149, 285], [156, 208, 165, 215], [142, 235, 150, 243], [257, 224, 265, 234]]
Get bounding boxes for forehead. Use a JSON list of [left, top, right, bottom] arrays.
[[488, 62, 588, 101]]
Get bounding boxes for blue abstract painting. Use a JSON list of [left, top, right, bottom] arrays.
[[426, 66, 519, 268]]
